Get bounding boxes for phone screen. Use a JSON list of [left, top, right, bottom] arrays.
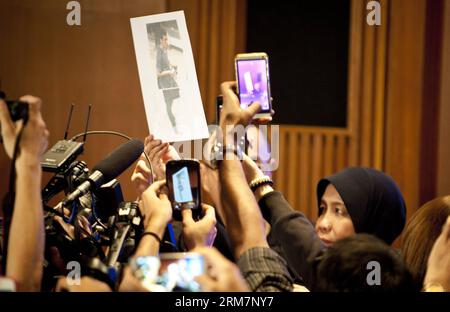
[[130, 253, 205, 292], [166, 160, 201, 220], [172, 167, 194, 204], [236, 58, 271, 112]]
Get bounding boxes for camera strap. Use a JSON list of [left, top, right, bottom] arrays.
[[1, 125, 25, 273]]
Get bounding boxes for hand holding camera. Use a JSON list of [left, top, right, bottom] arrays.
[[219, 81, 261, 134], [193, 247, 249, 292], [0, 94, 49, 162], [139, 180, 172, 232], [0, 91, 28, 122], [182, 203, 217, 250]]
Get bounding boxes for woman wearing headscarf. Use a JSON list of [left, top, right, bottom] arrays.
[[242, 157, 406, 289]]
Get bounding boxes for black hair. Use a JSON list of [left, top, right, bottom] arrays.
[[158, 30, 168, 42], [313, 234, 419, 292]]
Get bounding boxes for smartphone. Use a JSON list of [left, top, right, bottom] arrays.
[[130, 252, 205, 292], [166, 159, 201, 221], [235, 52, 272, 118]]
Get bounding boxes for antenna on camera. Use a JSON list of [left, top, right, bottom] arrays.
[[82, 104, 92, 143], [64, 103, 75, 140], [41, 103, 85, 173]]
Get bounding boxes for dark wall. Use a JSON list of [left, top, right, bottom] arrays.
[[246, 0, 350, 127]]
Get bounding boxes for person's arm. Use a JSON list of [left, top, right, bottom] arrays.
[[219, 153, 268, 258], [157, 70, 175, 78], [258, 191, 325, 289], [55, 276, 111, 292], [7, 155, 45, 291], [0, 96, 49, 291], [216, 82, 268, 258], [134, 180, 172, 256], [241, 130, 325, 289], [217, 81, 293, 292], [118, 180, 172, 291], [156, 49, 175, 78], [194, 247, 249, 292], [181, 204, 217, 250]]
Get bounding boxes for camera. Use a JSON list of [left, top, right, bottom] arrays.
[[0, 91, 29, 122], [166, 159, 201, 221], [234, 52, 272, 119]]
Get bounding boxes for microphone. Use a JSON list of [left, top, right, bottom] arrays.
[[61, 139, 144, 207]]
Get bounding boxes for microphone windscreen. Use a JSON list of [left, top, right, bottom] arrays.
[[92, 139, 144, 182]]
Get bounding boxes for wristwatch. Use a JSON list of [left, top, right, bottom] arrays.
[[209, 141, 243, 169]]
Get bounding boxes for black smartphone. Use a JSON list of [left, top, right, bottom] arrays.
[[235, 52, 272, 118], [166, 159, 201, 221]]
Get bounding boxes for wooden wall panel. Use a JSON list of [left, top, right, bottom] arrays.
[[0, 0, 167, 203], [0, 0, 246, 205], [351, 0, 389, 169], [373, 0, 389, 170], [437, 0, 450, 196], [168, 0, 247, 123], [271, 0, 447, 226], [418, 0, 445, 205], [273, 127, 351, 220], [298, 133, 311, 216], [0, 0, 447, 238], [384, 0, 427, 217]]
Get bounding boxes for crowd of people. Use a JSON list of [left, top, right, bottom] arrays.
[[0, 81, 449, 292]]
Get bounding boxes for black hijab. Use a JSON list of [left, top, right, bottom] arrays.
[[316, 167, 406, 245]]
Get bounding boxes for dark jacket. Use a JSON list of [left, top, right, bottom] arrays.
[[259, 167, 407, 288], [259, 191, 325, 289]]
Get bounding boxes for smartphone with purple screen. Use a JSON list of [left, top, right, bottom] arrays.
[[235, 52, 272, 118]]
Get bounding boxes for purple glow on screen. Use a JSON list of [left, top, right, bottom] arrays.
[[237, 59, 270, 111]]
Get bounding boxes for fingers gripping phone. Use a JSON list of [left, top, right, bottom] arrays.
[[130, 252, 205, 292], [166, 159, 201, 221], [235, 52, 272, 118]]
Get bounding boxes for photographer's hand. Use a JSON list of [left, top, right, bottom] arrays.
[[56, 276, 111, 292], [216, 81, 269, 259], [0, 96, 49, 160], [181, 204, 217, 250], [136, 180, 172, 256], [242, 153, 275, 202], [219, 81, 261, 140], [4, 95, 49, 291], [194, 247, 249, 292]]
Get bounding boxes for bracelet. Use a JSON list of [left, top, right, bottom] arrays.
[[141, 231, 162, 244], [209, 141, 243, 169], [249, 175, 273, 192]]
